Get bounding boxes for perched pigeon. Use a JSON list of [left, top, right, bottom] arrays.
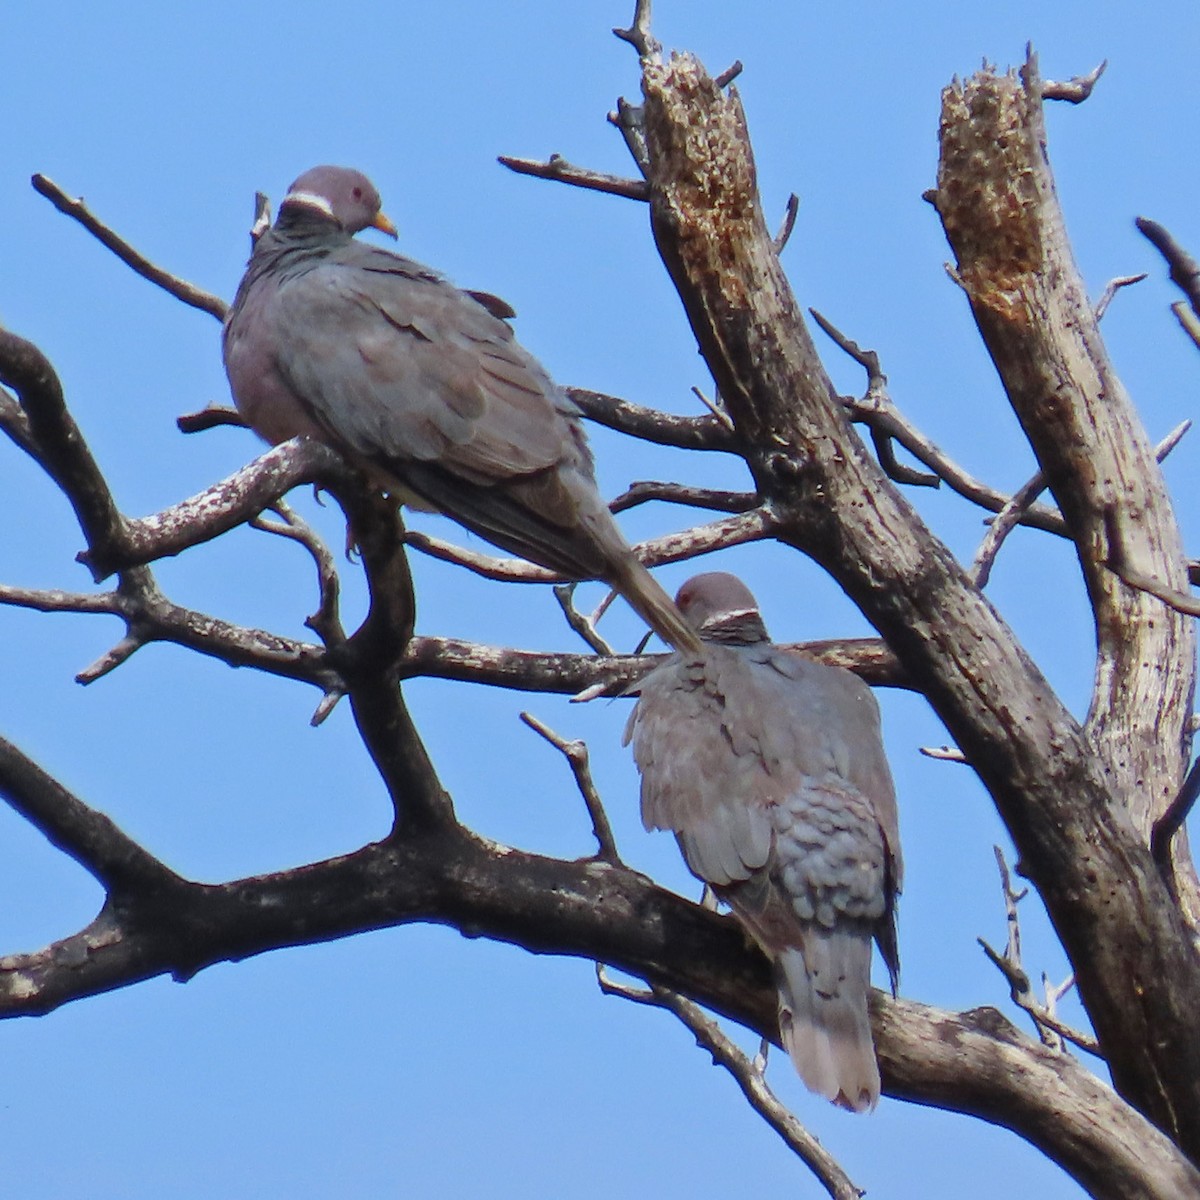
[[222, 165, 700, 654], [624, 572, 902, 1111]]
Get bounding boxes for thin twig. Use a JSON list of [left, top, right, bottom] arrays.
[[919, 745, 968, 763], [691, 385, 735, 431], [497, 155, 649, 201], [250, 500, 345, 646], [773, 194, 800, 254], [612, 0, 661, 61], [177, 405, 246, 434], [31, 174, 228, 321], [310, 689, 346, 727], [1094, 272, 1147, 322], [978, 420, 1192, 588], [609, 481, 757, 515], [521, 714, 621, 863], [405, 506, 777, 582], [597, 967, 862, 1200], [1172, 301, 1200, 353], [811, 309, 940, 488], [1104, 505, 1200, 617], [970, 471, 1048, 588], [77, 634, 143, 684], [1041, 59, 1107, 103], [714, 60, 743, 89], [554, 583, 617, 655], [1152, 757, 1200, 867], [979, 847, 1101, 1055]]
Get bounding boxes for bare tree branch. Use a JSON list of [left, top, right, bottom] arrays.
[[568, 386, 734, 451], [978, 846, 1100, 1054], [521, 715, 622, 864], [1138, 216, 1200, 320], [609, 480, 757, 515], [773, 193, 800, 254], [405, 506, 778, 582], [0, 745, 1191, 1197], [597, 968, 862, 1200], [1094, 272, 1147, 322], [1041, 59, 1107, 103], [0, 736, 182, 893], [612, 0, 661, 61], [498, 154, 649, 201], [31, 173, 229, 321], [80, 438, 351, 582]]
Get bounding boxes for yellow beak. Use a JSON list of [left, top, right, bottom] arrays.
[[371, 210, 399, 239]]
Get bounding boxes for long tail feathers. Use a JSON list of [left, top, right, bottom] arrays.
[[776, 929, 880, 1113], [607, 557, 703, 656]]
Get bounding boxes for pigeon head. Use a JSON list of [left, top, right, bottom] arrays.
[[675, 572, 769, 643], [279, 165, 398, 238]]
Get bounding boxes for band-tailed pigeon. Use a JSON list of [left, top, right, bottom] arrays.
[[624, 572, 901, 1111], [222, 165, 700, 654]]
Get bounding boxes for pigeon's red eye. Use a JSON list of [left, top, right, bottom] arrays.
[[351, 187, 363, 200]]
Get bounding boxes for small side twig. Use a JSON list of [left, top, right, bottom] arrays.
[[520, 714, 621, 864], [714, 60, 743, 89], [976, 418, 1192, 588], [1152, 757, 1200, 868], [919, 745, 968, 763], [177, 405, 247, 434], [810, 309, 940, 489], [31, 174, 228, 321], [250, 500, 345, 646], [612, 0, 661, 62], [609, 481, 758, 515], [554, 583, 617, 656], [970, 471, 1048, 588], [773, 193, 800, 254], [978, 847, 1101, 1055], [1172, 301, 1200, 353], [1094, 272, 1147, 322], [691, 385, 735, 431], [596, 967, 863, 1200], [1104, 505, 1200, 617], [497, 154, 649, 202], [1041, 59, 1107, 103], [1137, 216, 1200, 320]]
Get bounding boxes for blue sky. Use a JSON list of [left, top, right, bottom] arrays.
[[3, 3, 1198, 1196]]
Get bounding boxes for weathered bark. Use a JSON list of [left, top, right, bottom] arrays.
[[0, 732, 1195, 1200], [635, 51, 1200, 1154], [930, 55, 1197, 899]]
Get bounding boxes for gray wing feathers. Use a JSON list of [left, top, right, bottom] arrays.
[[273, 260, 576, 481], [627, 655, 774, 886]]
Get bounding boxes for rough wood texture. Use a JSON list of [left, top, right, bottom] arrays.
[[0, 731, 1195, 1200], [932, 56, 1196, 854], [637, 50, 1200, 1162]]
